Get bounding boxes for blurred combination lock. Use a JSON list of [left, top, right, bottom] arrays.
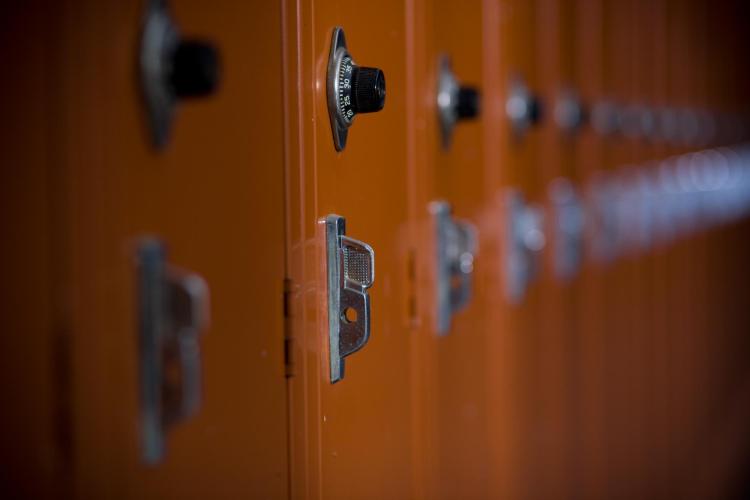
[[140, 0, 221, 148], [136, 239, 209, 464], [505, 190, 546, 303], [327, 27, 387, 151], [437, 56, 480, 148], [506, 76, 542, 135]]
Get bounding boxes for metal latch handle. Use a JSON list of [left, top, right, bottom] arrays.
[[137, 239, 209, 464], [324, 215, 375, 383]]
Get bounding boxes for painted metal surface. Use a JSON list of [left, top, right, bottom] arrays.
[[282, 1, 415, 498], [58, 0, 288, 497]]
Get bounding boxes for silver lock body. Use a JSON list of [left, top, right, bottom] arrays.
[[430, 201, 477, 335], [324, 215, 375, 383]]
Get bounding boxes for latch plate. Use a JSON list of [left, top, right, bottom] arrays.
[[505, 191, 545, 303], [549, 178, 585, 280], [136, 239, 209, 464], [430, 201, 477, 335], [324, 215, 375, 383]]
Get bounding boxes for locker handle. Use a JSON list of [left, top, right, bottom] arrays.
[[504, 191, 545, 304], [136, 239, 209, 464], [323, 215, 375, 383], [430, 201, 477, 335]]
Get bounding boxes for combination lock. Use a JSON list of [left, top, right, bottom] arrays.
[[437, 56, 480, 149], [140, 0, 220, 149], [327, 27, 386, 151], [506, 76, 542, 136]]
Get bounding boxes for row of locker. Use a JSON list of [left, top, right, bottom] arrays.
[[3, 0, 750, 498]]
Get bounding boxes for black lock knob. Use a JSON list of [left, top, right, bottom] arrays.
[[436, 56, 482, 149], [351, 67, 386, 114], [170, 40, 220, 99], [457, 86, 480, 120], [507, 77, 542, 134], [529, 95, 543, 124], [140, 0, 222, 149], [327, 27, 387, 151]]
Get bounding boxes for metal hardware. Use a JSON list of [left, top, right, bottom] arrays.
[[430, 201, 477, 335], [591, 100, 621, 137], [587, 174, 620, 263], [326, 27, 349, 150], [677, 108, 700, 146], [505, 191, 545, 304], [136, 238, 209, 464], [506, 77, 542, 135], [696, 110, 717, 146], [554, 89, 585, 133], [140, 0, 220, 149], [637, 107, 658, 142], [532, 146, 750, 271], [324, 215, 375, 383], [620, 104, 650, 140], [656, 107, 679, 144], [549, 178, 584, 280], [437, 56, 480, 149], [326, 27, 386, 151], [612, 169, 652, 256], [633, 168, 657, 252]]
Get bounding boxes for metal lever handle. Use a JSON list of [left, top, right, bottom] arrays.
[[504, 191, 546, 304], [431, 201, 477, 335], [137, 239, 209, 464], [324, 215, 375, 383]]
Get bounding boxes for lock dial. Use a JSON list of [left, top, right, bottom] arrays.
[[327, 27, 386, 151], [140, 0, 220, 149], [437, 56, 480, 149]]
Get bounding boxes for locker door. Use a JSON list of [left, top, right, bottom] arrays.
[[573, 0, 608, 497], [645, 0, 673, 495], [482, 0, 556, 498], [663, 1, 703, 492], [493, 1, 553, 498], [61, 0, 288, 497], [629, 0, 656, 493], [427, 1, 489, 498], [281, 1, 414, 499], [600, 1, 639, 496], [534, 0, 575, 495]]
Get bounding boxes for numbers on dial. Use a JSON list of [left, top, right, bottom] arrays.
[[338, 55, 355, 123]]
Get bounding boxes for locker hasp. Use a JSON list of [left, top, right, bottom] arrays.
[[549, 178, 585, 280], [504, 191, 545, 304], [136, 239, 210, 464], [430, 201, 477, 335], [324, 215, 375, 383]]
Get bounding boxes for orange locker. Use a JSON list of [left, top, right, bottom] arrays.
[[572, 0, 610, 497], [599, 1, 641, 495], [53, 0, 289, 497], [534, 0, 576, 495], [281, 2, 415, 499], [427, 2, 489, 499]]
